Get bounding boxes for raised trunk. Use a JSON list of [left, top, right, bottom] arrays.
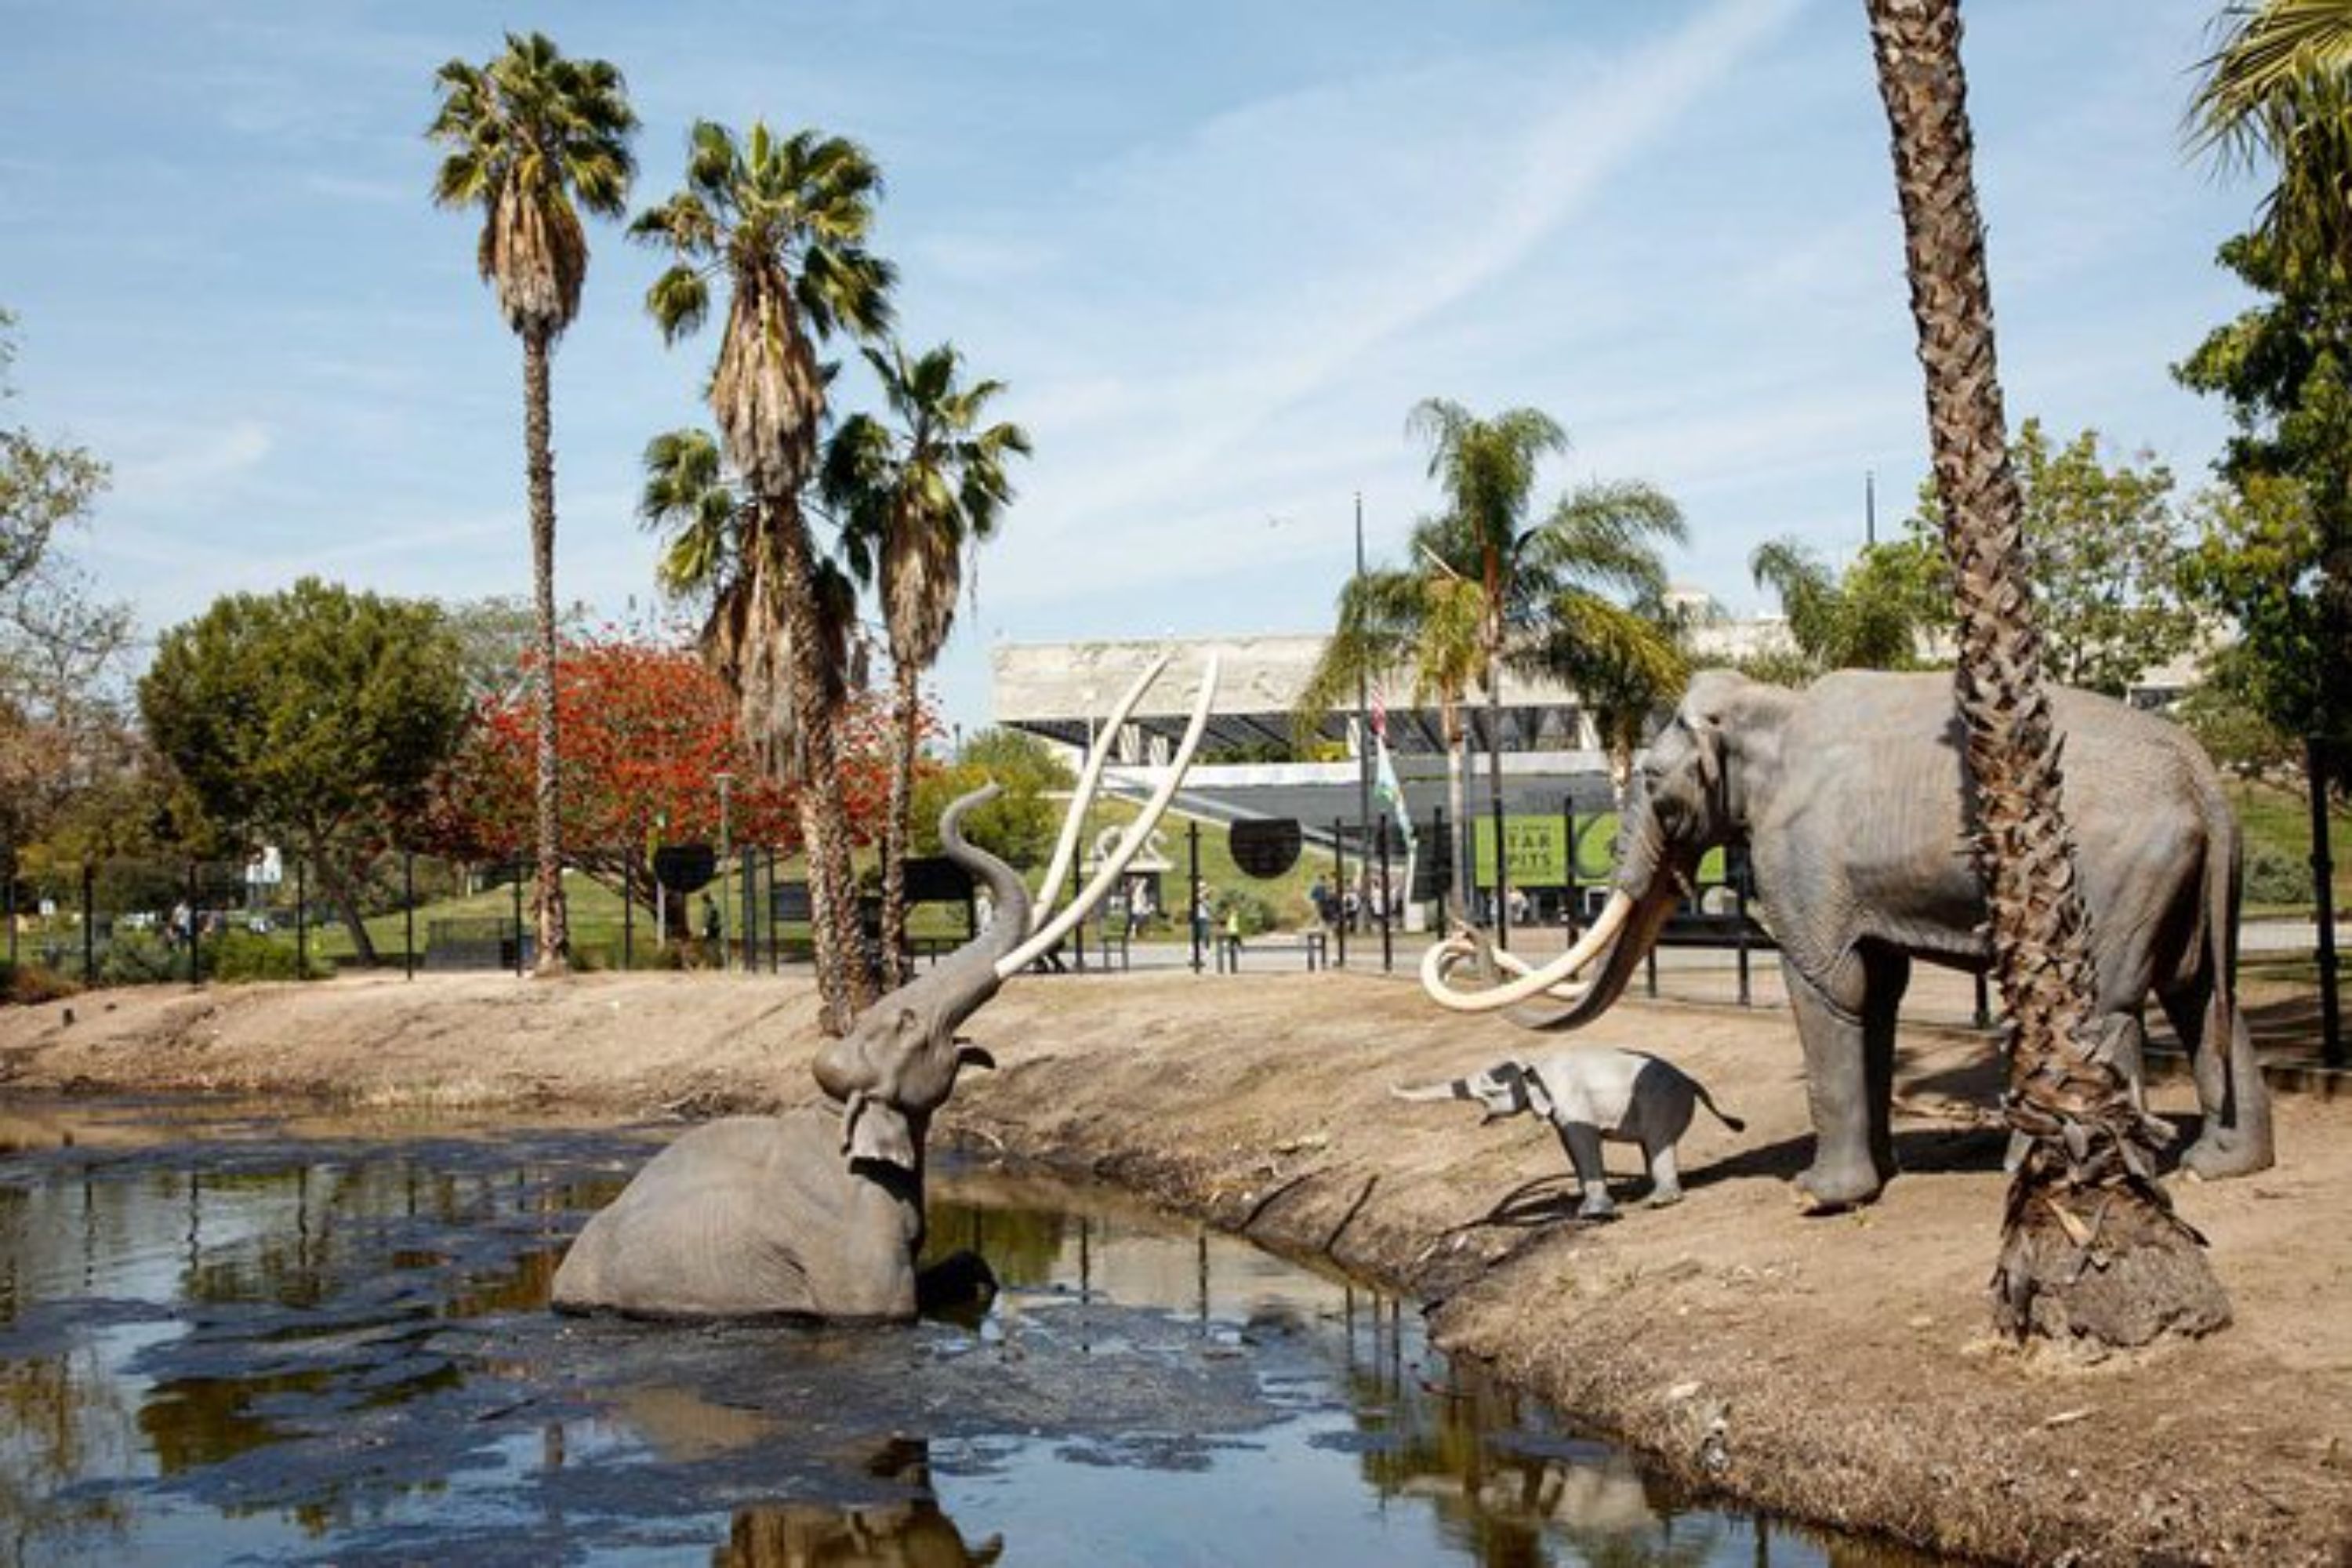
[[522, 322, 570, 977], [879, 659, 920, 990], [767, 495, 872, 1033], [1868, 0, 2227, 1345]]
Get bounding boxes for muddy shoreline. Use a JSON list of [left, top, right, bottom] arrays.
[[3, 969, 2347, 1565]]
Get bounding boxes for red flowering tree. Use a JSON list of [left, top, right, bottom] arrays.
[[423, 632, 902, 925]]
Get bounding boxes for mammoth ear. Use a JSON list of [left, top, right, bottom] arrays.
[[1517, 1059, 1559, 1122], [955, 1037, 997, 1073], [1689, 711, 1724, 794], [843, 1091, 918, 1172]]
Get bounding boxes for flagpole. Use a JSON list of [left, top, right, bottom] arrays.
[[1353, 492, 1373, 851]]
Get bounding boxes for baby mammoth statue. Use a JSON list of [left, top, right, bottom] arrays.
[[1394, 1046, 1744, 1221]]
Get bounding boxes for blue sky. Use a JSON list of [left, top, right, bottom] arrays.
[[0, 0, 2267, 730]]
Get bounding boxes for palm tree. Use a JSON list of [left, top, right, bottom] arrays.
[[429, 32, 637, 978], [1867, 0, 2227, 1343], [1530, 584, 1692, 815], [632, 121, 895, 1032], [822, 343, 1029, 986], [1406, 404, 1686, 927], [1407, 401, 1566, 887], [1298, 530, 1486, 924], [1746, 536, 1942, 677]]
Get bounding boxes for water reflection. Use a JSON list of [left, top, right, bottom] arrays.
[[718, 1439, 1005, 1568], [0, 1102, 1934, 1567]]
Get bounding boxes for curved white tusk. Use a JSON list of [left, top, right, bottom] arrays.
[[1419, 891, 1633, 1013], [1390, 1080, 1464, 1103], [1029, 653, 1172, 935], [999, 654, 1221, 978], [1427, 940, 1595, 1004]]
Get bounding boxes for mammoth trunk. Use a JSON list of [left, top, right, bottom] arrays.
[[1522, 884, 1679, 1033]]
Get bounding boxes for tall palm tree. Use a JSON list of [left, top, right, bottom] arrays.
[[632, 121, 895, 1032], [822, 343, 1029, 986], [429, 32, 637, 978], [1529, 584, 1692, 815], [1867, 0, 2227, 1343], [1407, 400, 1566, 895]]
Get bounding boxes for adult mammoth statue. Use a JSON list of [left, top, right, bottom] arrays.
[[553, 653, 1219, 1321], [1421, 668, 2274, 1213]]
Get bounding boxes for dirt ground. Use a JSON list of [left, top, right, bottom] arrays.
[[2, 967, 2347, 1566]]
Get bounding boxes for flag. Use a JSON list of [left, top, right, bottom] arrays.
[[1371, 686, 1416, 855]]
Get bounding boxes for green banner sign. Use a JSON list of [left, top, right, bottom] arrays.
[[1470, 813, 1723, 887]]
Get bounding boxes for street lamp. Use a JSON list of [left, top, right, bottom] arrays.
[[714, 771, 734, 973]]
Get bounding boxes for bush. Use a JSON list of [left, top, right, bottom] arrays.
[[100, 928, 183, 985], [1217, 889, 1281, 938], [2243, 842, 2312, 909], [206, 929, 332, 983], [2, 960, 80, 1005]]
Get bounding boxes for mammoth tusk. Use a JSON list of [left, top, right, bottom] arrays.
[[1418, 891, 1633, 1013], [1389, 1080, 1465, 1103], [998, 654, 1221, 978], [1030, 653, 1172, 935]]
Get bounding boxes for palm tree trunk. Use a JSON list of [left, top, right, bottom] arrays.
[[767, 495, 873, 1033], [1868, 0, 2228, 1345], [522, 323, 570, 978], [879, 658, 920, 989]]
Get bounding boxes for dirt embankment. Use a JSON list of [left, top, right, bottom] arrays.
[[3, 969, 2347, 1566]]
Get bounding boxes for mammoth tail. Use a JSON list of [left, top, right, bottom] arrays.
[[1694, 1082, 1745, 1134]]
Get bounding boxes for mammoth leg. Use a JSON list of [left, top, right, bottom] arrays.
[[1642, 1137, 1683, 1207], [2160, 981, 2276, 1180], [1555, 1121, 1617, 1220], [1860, 947, 1909, 1185], [1784, 957, 1884, 1212]]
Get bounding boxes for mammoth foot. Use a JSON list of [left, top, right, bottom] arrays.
[[1575, 1190, 1619, 1223], [2180, 1123, 2275, 1182], [916, 1249, 999, 1315], [1792, 1158, 1883, 1215]]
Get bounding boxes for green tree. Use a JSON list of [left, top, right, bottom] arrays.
[[2175, 235, 2352, 763], [909, 728, 1074, 870], [1, 307, 129, 866], [1908, 419, 2198, 697], [823, 342, 1029, 983], [633, 120, 895, 1033], [1868, 0, 2227, 1343], [1745, 535, 1945, 679], [139, 580, 469, 964], [428, 31, 637, 977], [1534, 585, 1694, 811]]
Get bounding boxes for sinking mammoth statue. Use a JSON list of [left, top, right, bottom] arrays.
[[553, 653, 1219, 1322], [1421, 669, 2274, 1213]]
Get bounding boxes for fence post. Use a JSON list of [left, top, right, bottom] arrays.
[[1491, 793, 1510, 950], [1973, 971, 1991, 1029], [3, 841, 16, 970], [622, 844, 635, 971], [184, 859, 199, 986], [403, 851, 416, 982], [1069, 848, 1085, 975], [2308, 735, 2343, 1069], [1189, 822, 1203, 975], [82, 860, 96, 986], [1563, 799, 1580, 938], [1331, 818, 1348, 969], [767, 849, 780, 974], [1377, 815, 1394, 974], [1432, 804, 1447, 928], [295, 857, 307, 978], [511, 861, 525, 978]]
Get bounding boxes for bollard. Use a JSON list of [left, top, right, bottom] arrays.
[[1189, 822, 1203, 975], [1331, 818, 1348, 969]]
